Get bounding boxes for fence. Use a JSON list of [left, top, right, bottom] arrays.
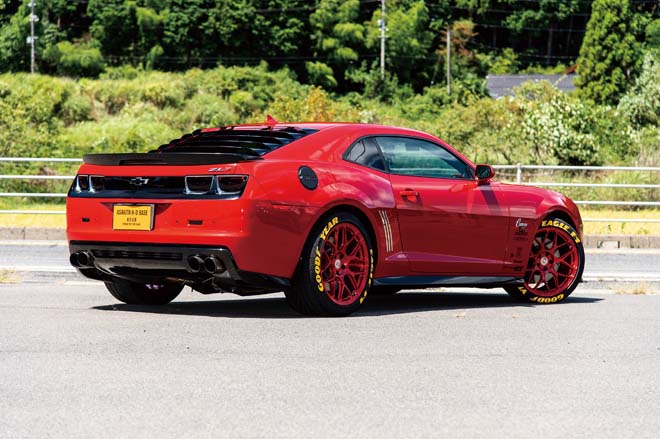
[[0, 158, 659, 223]]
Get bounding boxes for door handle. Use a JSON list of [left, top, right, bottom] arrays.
[[400, 189, 419, 200]]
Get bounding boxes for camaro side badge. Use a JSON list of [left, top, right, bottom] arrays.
[[515, 218, 528, 232]]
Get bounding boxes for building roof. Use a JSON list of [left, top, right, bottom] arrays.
[[486, 74, 576, 98]]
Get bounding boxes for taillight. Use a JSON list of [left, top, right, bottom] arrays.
[[184, 175, 248, 198], [89, 175, 105, 192], [75, 175, 89, 192], [185, 176, 214, 194], [217, 175, 248, 194]]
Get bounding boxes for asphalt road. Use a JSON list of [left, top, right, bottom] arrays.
[[1, 283, 660, 438], [1, 242, 660, 438]]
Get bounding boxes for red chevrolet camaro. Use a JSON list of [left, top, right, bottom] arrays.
[[67, 120, 585, 316]]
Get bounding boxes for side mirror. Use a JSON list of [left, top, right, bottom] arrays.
[[475, 164, 495, 185]]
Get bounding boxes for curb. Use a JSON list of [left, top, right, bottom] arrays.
[[0, 227, 67, 240], [0, 227, 659, 249], [583, 234, 660, 249]]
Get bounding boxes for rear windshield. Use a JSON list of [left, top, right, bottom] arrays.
[[153, 126, 318, 157]]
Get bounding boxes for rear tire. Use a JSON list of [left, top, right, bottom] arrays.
[[105, 280, 183, 305], [284, 212, 374, 316], [505, 217, 584, 304]]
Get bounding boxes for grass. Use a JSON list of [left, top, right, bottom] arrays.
[[0, 269, 18, 283], [0, 202, 65, 228], [612, 282, 653, 295], [581, 209, 660, 235], [0, 202, 656, 235]]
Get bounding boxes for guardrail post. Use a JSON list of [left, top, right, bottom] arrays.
[[516, 163, 522, 184]]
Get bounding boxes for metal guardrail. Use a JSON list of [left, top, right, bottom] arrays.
[[0, 159, 657, 222], [492, 164, 660, 223]]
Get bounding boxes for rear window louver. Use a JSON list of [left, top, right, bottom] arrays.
[[153, 126, 318, 156]]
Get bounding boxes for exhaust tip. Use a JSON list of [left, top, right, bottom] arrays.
[[70, 251, 93, 268], [187, 255, 205, 273], [203, 256, 225, 274]]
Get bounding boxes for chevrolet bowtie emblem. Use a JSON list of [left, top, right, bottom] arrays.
[[130, 177, 150, 186]]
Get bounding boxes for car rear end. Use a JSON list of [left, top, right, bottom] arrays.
[[66, 125, 319, 294]]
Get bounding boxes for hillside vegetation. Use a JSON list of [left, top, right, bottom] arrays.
[[1, 60, 659, 167]]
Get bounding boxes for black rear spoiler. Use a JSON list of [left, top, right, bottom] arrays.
[[83, 153, 261, 166]]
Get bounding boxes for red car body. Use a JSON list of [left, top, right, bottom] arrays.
[[67, 122, 585, 315]]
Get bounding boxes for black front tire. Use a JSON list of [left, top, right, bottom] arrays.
[[105, 280, 183, 305], [504, 217, 585, 304]]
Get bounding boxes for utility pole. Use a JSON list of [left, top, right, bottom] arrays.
[[379, 0, 386, 79], [446, 27, 451, 95], [27, 1, 38, 74]]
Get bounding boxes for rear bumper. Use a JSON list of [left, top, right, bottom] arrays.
[[66, 196, 319, 279], [69, 241, 290, 293]]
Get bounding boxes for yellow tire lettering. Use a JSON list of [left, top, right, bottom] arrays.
[[316, 217, 339, 291], [314, 245, 324, 292], [530, 293, 564, 303]]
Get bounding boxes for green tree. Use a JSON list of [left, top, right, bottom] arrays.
[[309, 0, 365, 90], [575, 0, 638, 105], [88, 0, 140, 62], [366, 0, 433, 89], [0, 0, 30, 72], [646, 19, 660, 49], [250, 1, 306, 58], [502, 0, 582, 64]]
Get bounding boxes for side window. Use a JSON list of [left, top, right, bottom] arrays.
[[343, 139, 385, 171], [374, 136, 471, 179]]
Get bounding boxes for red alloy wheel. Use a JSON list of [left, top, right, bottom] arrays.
[[523, 226, 580, 297], [318, 223, 370, 306]]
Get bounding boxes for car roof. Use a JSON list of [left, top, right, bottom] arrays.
[[201, 122, 431, 137]]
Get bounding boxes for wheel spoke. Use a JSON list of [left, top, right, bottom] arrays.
[[521, 223, 582, 297], [530, 270, 543, 289], [317, 221, 370, 306], [344, 273, 357, 292]]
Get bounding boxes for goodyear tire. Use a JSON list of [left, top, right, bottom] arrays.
[[285, 212, 374, 316], [505, 217, 585, 304], [105, 280, 183, 305]]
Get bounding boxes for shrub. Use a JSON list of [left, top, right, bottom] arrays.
[[181, 94, 237, 128], [84, 71, 187, 113], [229, 91, 263, 119], [56, 115, 180, 156], [264, 86, 360, 122], [101, 65, 142, 80], [489, 48, 519, 74], [43, 41, 106, 78], [59, 93, 93, 125], [618, 53, 660, 127], [306, 61, 337, 89]]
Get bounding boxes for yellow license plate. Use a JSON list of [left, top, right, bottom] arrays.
[[112, 204, 154, 231]]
